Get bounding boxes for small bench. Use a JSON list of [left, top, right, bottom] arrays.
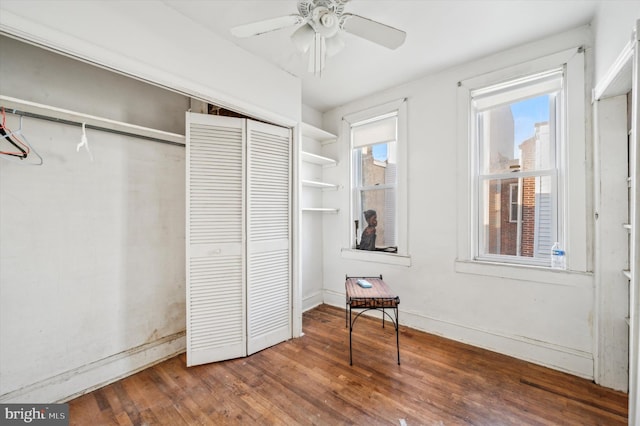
[[345, 275, 400, 365]]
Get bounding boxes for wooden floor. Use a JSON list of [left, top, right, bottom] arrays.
[[69, 304, 628, 425]]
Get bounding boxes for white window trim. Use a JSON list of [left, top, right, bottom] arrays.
[[456, 47, 587, 275], [509, 182, 519, 223], [341, 98, 409, 265]]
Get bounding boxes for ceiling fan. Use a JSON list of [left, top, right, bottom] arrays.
[[230, 0, 406, 76]]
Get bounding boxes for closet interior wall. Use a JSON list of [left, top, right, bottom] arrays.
[[0, 35, 189, 402]]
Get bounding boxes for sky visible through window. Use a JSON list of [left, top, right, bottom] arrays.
[[372, 143, 388, 162], [510, 95, 550, 158]]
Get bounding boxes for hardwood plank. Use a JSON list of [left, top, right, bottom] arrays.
[[67, 387, 112, 426], [68, 304, 628, 425], [245, 346, 363, 423]]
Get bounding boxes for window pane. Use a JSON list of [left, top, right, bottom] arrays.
[[509, 183, 518, 223], [357, 188, 396, 249], [355, 141, 397, 187], [478, 94, 556, 174], [480, 176, 553, 259]]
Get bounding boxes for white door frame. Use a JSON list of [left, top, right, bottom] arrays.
[[593, 20, 639, 425]]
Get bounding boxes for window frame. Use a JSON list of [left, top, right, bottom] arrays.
[[456, 47, 587, 273], [473, 71, 563, 267], [351, 115, 398, 251], [341, 99, 409, 266]]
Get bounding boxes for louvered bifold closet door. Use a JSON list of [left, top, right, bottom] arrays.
[[246, 120, 292, 355], [186, 113, 246, 367]]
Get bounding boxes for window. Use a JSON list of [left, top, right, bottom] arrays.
[[457, 47, 587, 271], [342, 99, 408, 264], [351, 113, 398, 251], [473, 69, 562, 265]]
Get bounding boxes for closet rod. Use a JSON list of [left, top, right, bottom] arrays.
[[0, 95, 185, 147]]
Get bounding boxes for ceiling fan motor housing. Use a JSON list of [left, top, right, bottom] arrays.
[[311, 6, 340, 37]]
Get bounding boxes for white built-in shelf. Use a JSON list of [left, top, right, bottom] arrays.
[[301, 207, 339, 213], [623, 269, 632, 280], [301, 122, 337, 143], [302, 179, 339, 190], [301, 123, 339, 213], [301, 151, 337, 167]]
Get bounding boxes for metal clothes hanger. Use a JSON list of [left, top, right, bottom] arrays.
[[0, 109, 43, 165], [0, 107, 28, 158]]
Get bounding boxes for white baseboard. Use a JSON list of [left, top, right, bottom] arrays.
[[302, 290, 324, 312], [0, 331, 186, 403], [401, 308, 594, 379], [323, 289, 345, 309], [323, 289, 593, 379]]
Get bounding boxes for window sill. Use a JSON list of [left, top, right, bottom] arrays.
[[341, 249, 411, 267], [454, 259, 593, 288]]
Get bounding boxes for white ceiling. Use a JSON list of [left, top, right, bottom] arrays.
[[164, 0, 601, 113]]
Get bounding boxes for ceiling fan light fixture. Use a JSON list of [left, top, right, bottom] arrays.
[[291, 23, 315, 53], [325, 32, 345, 57]]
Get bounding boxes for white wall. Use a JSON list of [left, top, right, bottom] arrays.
[[0, 0, 302, 403], [321, 26, 596, 378], [592, 2, 640, 86], [302, 104, 323, 130]]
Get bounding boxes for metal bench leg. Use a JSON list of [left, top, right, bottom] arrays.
[[395, 307, 400, 365], [349, 307, 353, 365]]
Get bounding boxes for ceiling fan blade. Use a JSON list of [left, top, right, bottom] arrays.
[[230, 14, 303, 38], [341, 13, 406, 50]]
